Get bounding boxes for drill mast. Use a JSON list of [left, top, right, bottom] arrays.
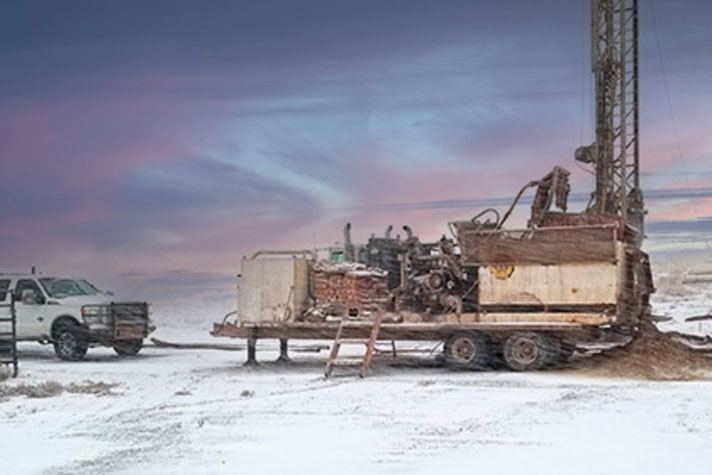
[[577, 0, 644, 239]]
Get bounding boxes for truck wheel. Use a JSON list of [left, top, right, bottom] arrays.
[[502, 332, 551, 371], [113, 339, 143, 356], [443, 331, 490, 370], [53, 323, 88, 361]]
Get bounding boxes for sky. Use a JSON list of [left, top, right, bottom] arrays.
[[2, 0, 712, 300]]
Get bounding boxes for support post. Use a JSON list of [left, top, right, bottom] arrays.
[[277, 338, 291, 363], [244, 328, 258, 366]]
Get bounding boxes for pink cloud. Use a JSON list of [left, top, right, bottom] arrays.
[[649, 196, 712, 222]]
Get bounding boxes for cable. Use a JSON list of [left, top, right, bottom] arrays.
[[575, 160, 596, 177], [649, 0, 712, 254], [579, 0, 587, 147]]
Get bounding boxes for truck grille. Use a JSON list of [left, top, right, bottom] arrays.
[[111, 302, 149, 340]]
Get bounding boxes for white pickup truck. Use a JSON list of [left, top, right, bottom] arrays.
[[0, 274, 154, 360]]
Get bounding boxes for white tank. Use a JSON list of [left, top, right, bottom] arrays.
[[237, 255, 310, 324]]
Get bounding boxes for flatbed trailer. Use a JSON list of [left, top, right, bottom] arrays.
[[211, 315, 626, 370]]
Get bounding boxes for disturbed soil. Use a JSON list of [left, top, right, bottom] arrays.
[[0, 380, 118, 400], [571, 322, 712, 380]]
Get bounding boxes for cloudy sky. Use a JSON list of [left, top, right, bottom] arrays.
[[2, 0, 712, 299]]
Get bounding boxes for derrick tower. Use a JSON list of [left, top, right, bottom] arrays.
[[577, 0, 644, 239]]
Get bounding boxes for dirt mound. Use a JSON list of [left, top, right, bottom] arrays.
[[0, 380, 118, 401], [0, 381, 64, 399], [573, 322, 712, 381]]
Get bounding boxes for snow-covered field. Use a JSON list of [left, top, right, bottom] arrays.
[[3, 263, 712, 475]]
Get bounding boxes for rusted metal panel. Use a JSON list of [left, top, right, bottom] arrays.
[[539, 211, 624, 230], [478, 261, 618, 306], [458, 224, 618, 266]]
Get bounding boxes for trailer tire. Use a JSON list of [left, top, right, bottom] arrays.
[[536, 336, 575, 367], [113, 339, 143, 356], [53, 321, 88, 361], [443, 331, 490, 370], [555, 341, 576, 363], [502, 332, 551, 371]]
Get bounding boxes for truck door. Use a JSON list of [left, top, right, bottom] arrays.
[[14, 279, 47, 339]]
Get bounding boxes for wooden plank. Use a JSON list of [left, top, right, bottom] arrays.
[[324, 320, 346, 377], [360, 312, 383, 377], [477, 312, 612, 324], [212, 316, 606, 342]]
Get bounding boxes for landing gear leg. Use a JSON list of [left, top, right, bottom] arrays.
[[276, 338, 291, 363], [244, 328, 258, 367]]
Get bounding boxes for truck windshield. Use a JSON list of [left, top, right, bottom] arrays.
[[39, 278, 101, 298]]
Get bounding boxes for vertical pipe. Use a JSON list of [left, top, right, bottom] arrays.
[[606, 0, 613, 214], [11, 292, 18, 377], [632, 0, 640, 190], [591, 0, 599, 72], [619, 0, 628, 220]]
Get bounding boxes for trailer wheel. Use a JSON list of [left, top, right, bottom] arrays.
[[502, 332, 551, 371], [443, 332, 490, 370], [113, 339, 143, 356], [555, 341, 576, 364]]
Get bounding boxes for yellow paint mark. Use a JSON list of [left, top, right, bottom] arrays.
[[489, 265, 515, 280]]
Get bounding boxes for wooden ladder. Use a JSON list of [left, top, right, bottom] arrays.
[[324, 312, 383, 378], [0, 295, 18, 378]]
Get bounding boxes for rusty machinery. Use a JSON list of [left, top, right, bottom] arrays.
[[390, 0, 651, 323], [390, 167, 578, 317]]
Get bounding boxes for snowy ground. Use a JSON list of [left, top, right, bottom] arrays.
[[3, 264, 712, 474]]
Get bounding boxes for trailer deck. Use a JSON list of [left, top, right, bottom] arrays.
[[213, 320, 603, 340], [211, 314, 619, 368]]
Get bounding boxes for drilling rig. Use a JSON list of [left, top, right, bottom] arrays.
[[214, 0, 655, 373], [384, 0, 654, 368]]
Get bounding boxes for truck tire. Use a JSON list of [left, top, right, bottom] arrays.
[[53, 322, 88, 361], [502, 332, 552, 371], [113, 339, 143, 356], [443, 331, 490, 370]]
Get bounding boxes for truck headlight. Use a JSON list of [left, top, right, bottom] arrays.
[[82, 305, 111, 325]]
